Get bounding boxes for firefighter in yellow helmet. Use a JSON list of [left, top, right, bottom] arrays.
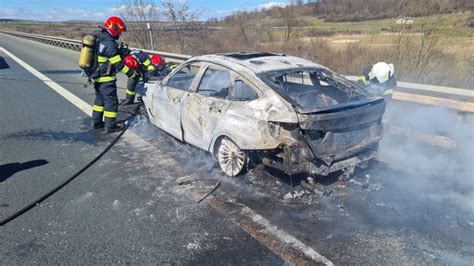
[[358, 62, 397, 102]]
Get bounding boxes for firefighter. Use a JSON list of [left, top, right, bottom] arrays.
[[121, 49, 154, 105], [358, 62, 397, 102], [121, 52, 168, 105], [92, 16, 137, 133], [150, 54, 169, 77]]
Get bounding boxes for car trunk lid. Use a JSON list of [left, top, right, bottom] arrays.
[[297, 97, 385, 160]]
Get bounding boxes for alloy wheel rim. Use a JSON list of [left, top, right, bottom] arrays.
[[218, 138, 245, 176]]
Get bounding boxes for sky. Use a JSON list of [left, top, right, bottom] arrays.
[[0, 0, 290, 22]]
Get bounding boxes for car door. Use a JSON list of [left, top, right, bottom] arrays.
[[181, 64, 231, 151], [154, 62, 202, 140]]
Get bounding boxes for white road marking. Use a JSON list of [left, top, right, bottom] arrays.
[[238, 202, 334, 265], [0, 46, 92, 116], [1, 45, 334, 264]]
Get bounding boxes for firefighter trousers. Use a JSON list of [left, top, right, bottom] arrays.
[[92, 81, 119, 127], [126, 74, 140, 102]]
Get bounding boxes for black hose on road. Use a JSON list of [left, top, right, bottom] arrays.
[[0, 105, 141, 226]]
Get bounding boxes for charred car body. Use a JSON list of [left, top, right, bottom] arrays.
[[142, 52, 385, 176]]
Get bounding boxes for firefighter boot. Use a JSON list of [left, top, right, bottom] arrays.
[[120, 95, 135, 106], [92, 121, 105, 129], [105, 124, 124, 134]]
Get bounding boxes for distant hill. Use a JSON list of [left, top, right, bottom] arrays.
[[63, 20, 100, 24], [220, 0, 474, 23], [0, 19, 31, 23]]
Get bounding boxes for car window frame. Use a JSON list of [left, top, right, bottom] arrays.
[[195, 64, 232, 100], [163, 61, 204, 92], [229, 74, 260, 102]]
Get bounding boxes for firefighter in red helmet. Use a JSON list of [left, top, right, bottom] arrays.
[[150, 54, 169, 76], [120, 49, 154, 105], [91, 16, 137, 133], [120, 49, 169, 105]]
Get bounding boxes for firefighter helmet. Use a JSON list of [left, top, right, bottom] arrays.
[[151, 54, 166, 66], [368, 62, 394, 83], [103, 16, 127, 38], [124, 55, 139, 70]]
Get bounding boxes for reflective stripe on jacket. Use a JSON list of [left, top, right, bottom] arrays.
[[94, 30, 130, 83], [130, 50, 156, 73]]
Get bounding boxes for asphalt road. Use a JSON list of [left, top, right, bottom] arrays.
[[1, 32, 473, 264], [0, 34, 282, 264]]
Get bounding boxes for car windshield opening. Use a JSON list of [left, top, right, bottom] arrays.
[[260, 68, 369, 109]]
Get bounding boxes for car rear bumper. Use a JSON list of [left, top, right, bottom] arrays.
[[301, 145, 378, 175], [260, 128, 381, 176]]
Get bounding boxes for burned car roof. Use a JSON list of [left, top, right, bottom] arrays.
[[191, 53, 326, 74]]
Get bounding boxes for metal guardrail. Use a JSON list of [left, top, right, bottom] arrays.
[[1, 30, 473, 113], [0, 30, 191, 63]]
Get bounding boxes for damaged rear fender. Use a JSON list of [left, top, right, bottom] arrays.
[[208, 96, 299, 153]]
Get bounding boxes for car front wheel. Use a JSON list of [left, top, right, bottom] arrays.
[[217, 137, 246, 177]]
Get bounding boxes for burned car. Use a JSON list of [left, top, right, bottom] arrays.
[[142, 52, 385, 177]]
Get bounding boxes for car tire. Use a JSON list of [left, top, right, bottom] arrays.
[[217, 137, 247, 177]]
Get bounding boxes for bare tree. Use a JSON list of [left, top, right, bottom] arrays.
[[161, 0, 199, 54], [280, 5, 298, 42], [232, 11, 255, 48], [120, 0, 160, 49], [394, 0, 451, 82]]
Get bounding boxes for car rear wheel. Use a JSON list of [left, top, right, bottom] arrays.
[[217, 137, 246, 176]]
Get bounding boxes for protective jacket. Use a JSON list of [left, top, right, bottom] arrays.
[[358, 66, 397, 97], [130, 50, 156, 73], [94, 29, 134, 83]]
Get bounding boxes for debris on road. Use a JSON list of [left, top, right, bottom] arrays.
[[196, 182, 221, 203], [467, 221, 474, 228], [349, 178, 369, 189], [283, 190, 306, 200], [300, 177, 333, 196], [176, 174, 209, 186]]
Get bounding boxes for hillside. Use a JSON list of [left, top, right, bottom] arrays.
[[1, 0, 472, 88], [220, 0, 474, 23]]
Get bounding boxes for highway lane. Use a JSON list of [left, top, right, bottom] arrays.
[[1, 32, 473, 264], [0, 35, 283, 264], [0, 49, 110, 216], [0, 33, 130, 104]]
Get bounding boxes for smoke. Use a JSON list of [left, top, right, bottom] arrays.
[[376, 102, 474, 211], [128, 100, 474, 210]]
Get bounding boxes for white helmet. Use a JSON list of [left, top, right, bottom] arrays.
[[368, 62, 394, 83]]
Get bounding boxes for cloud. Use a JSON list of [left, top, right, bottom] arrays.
[[204, 1, 289, 19], [257, 1, 289, 10], [0, 2, 290, 22], [0, 7, 118, 22], [118, 4, 161, 16]]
